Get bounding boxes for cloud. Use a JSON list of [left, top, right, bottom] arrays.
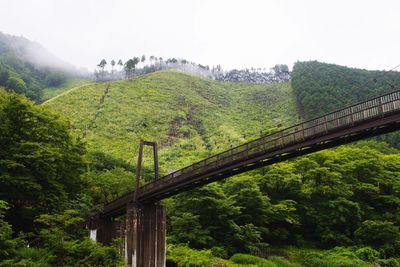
[[1, 0, 399, 71]]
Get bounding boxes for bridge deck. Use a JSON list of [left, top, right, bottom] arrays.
[[102, 90, 400, 217]]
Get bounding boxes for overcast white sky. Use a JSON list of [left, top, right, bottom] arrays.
[[1, 0, 399, 71]]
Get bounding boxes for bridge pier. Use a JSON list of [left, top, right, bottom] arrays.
[[90, 202, 166, 266], [126, 202, 166, 267], [97, 217, 114, 245], [92, 217, 125, 246]]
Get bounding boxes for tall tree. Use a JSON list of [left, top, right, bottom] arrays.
[[110, 59, 116, 78], [133, 57, 140, 68], [124, 59, 133, 79], [97, 59, 107, 81], [124, 58, 140, 79], [117, 59, 123, 68], [117, 59, 123, 76]]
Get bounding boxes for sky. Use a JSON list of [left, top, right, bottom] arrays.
[[1, 0, 399, 71]]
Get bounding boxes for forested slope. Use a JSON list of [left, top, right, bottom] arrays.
[[0, 32, 84, 101], [292, 61, 400, 118], [292, 61, 400, 147]]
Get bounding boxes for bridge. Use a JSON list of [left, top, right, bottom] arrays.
[[89, 90, 400, 266]]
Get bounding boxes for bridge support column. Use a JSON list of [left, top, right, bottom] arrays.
[[126, 202, 166, 267], [89, 215, 125, 246], [99, 217, 112, 245]]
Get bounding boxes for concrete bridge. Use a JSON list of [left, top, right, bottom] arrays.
[[89, 90, 400, 266]]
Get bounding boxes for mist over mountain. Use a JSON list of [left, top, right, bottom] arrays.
[[0, 32, 83, 75], [0, 32, 90, 101]]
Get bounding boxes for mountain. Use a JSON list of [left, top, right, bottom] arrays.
[[0, 32, 78, 73], [291, 61, 400, 147], [0, 32, 84, 101], [44, 70, 299, 175], [292, 61, 400, 119]]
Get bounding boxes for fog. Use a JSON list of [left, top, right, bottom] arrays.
[[0, 32, 86, 76], [1, 0, 399, 71]]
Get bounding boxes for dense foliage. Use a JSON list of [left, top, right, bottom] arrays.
[[166, 141, 400, 263], [0, 90, 87, 232], [0, 90, 124, 266], [291, 61, 400, 119], [166, 245, 395, 267], [166, 244, 302, 267], [291, 61, 400, 148]]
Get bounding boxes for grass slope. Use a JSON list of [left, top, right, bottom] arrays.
[[42, 79, 94, 101], [44, 70, 298, 176]]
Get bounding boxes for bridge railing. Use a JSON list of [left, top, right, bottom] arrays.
[[140, 90, 400, 194]]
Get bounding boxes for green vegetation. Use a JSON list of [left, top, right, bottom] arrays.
[[291, 61, 400, 147], [230, 253, 291, 267], [291, 61, 400, 119], [0, 90, 125, 266], [0, 52, 42, 101], [42, 79, 94, 101], [2, 68, 400, 266], [166, 245, 299, 267], [45, 70, 298, 176], [166, 141, 400, 260], [0, 90, 86, 232], [0, 201, 124, 267], [0, 32, 82, 102], [167, 244, 231, 266], [167, 245, 385, 267]]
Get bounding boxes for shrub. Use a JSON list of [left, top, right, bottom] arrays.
[[211, 246, 228, 259], [45, 72, 67, 87], [355, 220, 400, 247], [230, 253, 276, 267], [268, 256, 302, 267], [354, 220, 400, 257], [6, 247, 54, 267], [167, 244, 228, 267], [378, 258, 400, 267], [299, 248, 371, 267], [6, 76, 26, 93], [354, 246, 380, 261]]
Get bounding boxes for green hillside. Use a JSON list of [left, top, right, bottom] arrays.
[[292, 61, 400, 119], [291, 61, 400, 147], [42, 79, 94, 101], [44, 70, 299, 175]]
